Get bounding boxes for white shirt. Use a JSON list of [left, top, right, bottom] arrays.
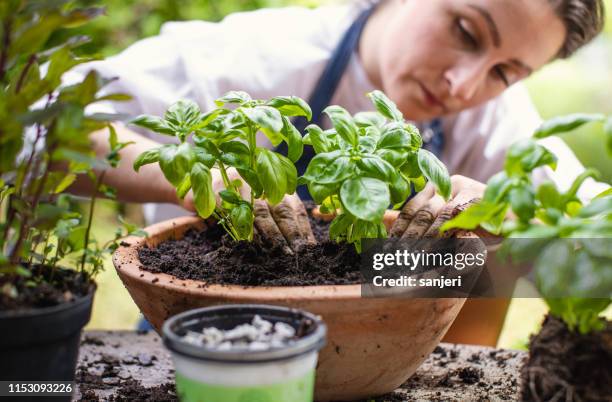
[[64, 4, 608, 224]]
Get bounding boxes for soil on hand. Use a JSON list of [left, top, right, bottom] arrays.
[[521, 314, 612, 402], [0, 265, 93, 311], [138, 211, 364, 286]]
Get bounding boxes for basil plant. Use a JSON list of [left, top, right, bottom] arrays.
[[131, 91, 311, 241], [299, 90, 451, 251], [443, 113, 612, 334]]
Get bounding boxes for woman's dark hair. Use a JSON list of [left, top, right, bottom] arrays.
[[548, 0, 606, 58]]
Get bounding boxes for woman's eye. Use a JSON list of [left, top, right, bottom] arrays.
[[494, 66, 510, 86], [456, 18, 478, 49]]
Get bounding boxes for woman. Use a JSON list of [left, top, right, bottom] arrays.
[[68, 0, 607, 343]]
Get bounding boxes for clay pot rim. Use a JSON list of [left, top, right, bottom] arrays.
[[113, 214, 481, 301]]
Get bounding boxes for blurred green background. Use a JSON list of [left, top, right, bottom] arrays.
[[70, 0, 612, 348]]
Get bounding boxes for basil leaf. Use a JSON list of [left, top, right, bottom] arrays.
[[307, 182, 339, 204], [266, 96, 312, 120], [329, 213, 354, 242], [219, 189, 243, 205], [241, 105, 283, 134], [304, 125, 330, 154], [237, 168, 263, 198], [340, 177, 389, 222], [390, 174, 411, 205], [367, 90, 403, 121], [191, 162, 215, 218], [417, 148, 451, 200], [354, 111, 386, 128], [130, 115, 174, 136], [509, 186, 535, 222], [256, 149, 296, 204], [605, 117, 612, 156], [483, 171, 513, 204], [176, 175, 191, 199], [504, 139, 557, 175], [357, 155, 396, 182], [230, 203, 254, 240], [159, 143, 194, 187], [302, 151, 353, 184], [215, 91, 252, 106], [377, 122, 411, 151], [441, 202, 508, 232], [536, 182, 564, 210], [323, 105, 359, 147], [133, 148, 160, 172], [219, 141, 250, 169], [565, 168, 599, 202], [193, 147, 216, 169], [534, 113, 605, 138], [281, 115, 303, 162], [577, 196, 612, 218], [164, 99, 202, 130]]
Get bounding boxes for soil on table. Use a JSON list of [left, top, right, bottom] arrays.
[[520, 314, 612, 402], [138, 207, 364, 286], [0, 264, 93, 311]]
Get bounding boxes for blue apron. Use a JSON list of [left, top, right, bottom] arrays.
[[276, 6, 445, 200]]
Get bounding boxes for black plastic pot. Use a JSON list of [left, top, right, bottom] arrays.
[[0, 291, 95, 402]]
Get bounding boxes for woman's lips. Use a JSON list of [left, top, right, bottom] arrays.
[[418, 82, 447, 112]]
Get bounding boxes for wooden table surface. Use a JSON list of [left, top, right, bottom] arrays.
[[74, 331, 526, 402]]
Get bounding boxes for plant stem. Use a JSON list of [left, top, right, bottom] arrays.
[[0, 19, 12, 83], [80, 170, 106, 272], [15, 54, 36, 93]]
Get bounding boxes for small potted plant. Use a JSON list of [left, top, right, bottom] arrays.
[[442, 113, 612, 401], [0, 1, 142, 391], [113, 90, 463, 401]]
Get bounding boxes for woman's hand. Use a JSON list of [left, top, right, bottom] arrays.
[[180, 168, 315, 254], [390, 175, 486, 238]]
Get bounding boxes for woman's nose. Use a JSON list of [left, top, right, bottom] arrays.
[[444, 60, 487, 102]]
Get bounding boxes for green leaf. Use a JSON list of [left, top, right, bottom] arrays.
[[483, 171, 513, 204], [304, 125, 331, 154], [534, 113, 605, 138], [509, 186, 535, 222], [230, 203, 254, 240], [164, 100, 202, 132], [219, 141, 250, 169], [219, 189, 243, 205], [441, 202, 508, 232], [255, 149, 297, 205], [190, 163, 215, 218], [417, 149, 451, 200], [266, 96, 312, 120], [329, 213, 354, 242], [193, 147, 216, 169], [306, 182, 339, 204], [340, 177, 389, 222], [159, 143, 195, 187], [323, 105, 359, 147], [130, 115, 175, 136], [605, 117, 612, 156], [53, 173, 76, 193], [354, 111, 386, 128], [241, 106, 284, 141], [377, 122, 411, 151], [133, 148, 160, 172], [215, 91, 252, 106], [237, 168, 263, 198], [302, 151, 353, 184], [565, 168, 599, 202], [176, 175, 191, 199], [536, 182, 564, 210], [578, 196, 612, 218], [281, 116, 303, 162], [357, 155, 396, 182], [390, 174, 411, 205], [367, 90, 403, 121], [505, 139, 557, 175]]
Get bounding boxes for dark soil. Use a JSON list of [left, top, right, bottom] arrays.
[[0, 264, 93, 311], [138, 208, 364, 286], [521, 314, 612, 402]]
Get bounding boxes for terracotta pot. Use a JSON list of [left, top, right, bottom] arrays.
[[113, 213, 468, 401]]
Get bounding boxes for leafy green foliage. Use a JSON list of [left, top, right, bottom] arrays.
[[0, 1, 145, 291], [442, 113, 612, 334], [300, 90, 451, 251], [131, 93, 310, 241]]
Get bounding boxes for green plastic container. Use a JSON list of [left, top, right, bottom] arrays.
[[162, 304, 326, 402]]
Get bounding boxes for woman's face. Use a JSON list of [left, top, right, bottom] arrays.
[[377, 0, 566, 120]]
